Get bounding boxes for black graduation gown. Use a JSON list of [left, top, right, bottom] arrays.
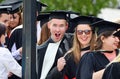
[[8, 28, 22, 79], [46, 46, 91, 79], [37, 33, 73, 79], [76, 51, 119, 79], [102, 62, 120, 79], [65, 46, 91, 79], [8, 28, 22, 51], [65, 54, 77, 79]]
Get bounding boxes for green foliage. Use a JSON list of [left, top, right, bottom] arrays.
[[0, 0, 3, 3], [40, 0, 118, 16]]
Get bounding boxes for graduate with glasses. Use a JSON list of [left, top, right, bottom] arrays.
[[76, 20, 120, 79], [48, 16, 102, 79]]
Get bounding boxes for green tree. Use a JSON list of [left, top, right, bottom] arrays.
[[41, 0, 118, 16], [0, 0, 3, 3]]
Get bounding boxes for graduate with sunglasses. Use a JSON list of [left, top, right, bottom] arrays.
[[48, 15, 102, 79], [76, 20, 120, 79]]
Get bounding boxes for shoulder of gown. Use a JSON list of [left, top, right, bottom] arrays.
[[102, 62, 120, 79]]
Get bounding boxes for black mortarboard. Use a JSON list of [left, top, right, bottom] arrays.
[[48, 10, 68, 20], [0, 0, 23, 14], [67, 16, 103, 33], [0, 5, 12, 14], [37, 13, 50, 26], [71, 16, 103, 26], [37, 1, 47, 13], [0, 0, 22, 5], [65, 11, 80, 20], [65, 11, 80, 33], [92, 20, 120, 36], [10, 2, 22, 14], [46, 10, 78, 21], [113, 30, 120, 37]]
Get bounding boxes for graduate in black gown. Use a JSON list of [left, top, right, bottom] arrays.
[[102, 30, 120, 79], [37, 10, 74, 79], [6, 1, 23, 66], [5, 1, 47, 79], [7, 1, 47, 61], [65, 16, 103, 79], [0, 1, 23, 79], [76, 20, 120, 79], [1, 0, 22, 79], [46, 16, 103, 79]]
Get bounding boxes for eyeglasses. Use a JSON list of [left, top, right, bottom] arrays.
[[77, 30, 92, 35]]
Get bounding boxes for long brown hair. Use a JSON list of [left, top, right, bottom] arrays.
[[70, 26, 96, 63], [38, 23, 51, 45], [7, 12, 23, 37]]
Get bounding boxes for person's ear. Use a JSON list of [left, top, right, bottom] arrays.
[[66, 22, 68, 30], [101, 36, 105, 43], [47, 21, 51, 29]]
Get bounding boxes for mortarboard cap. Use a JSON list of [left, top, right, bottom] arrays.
[[0, 0, 23, 14], [91, 20, 120, 36], [46, 10, 78, 21], [37, 13, 50, 27], [0, 0, 22, 5], [65, 11, 80, 33], [0, 5, 12, 14], [67, 16, 103, 33], [113, 30, 120, 37], [10, 1, 23, 14], [49, 10, 69, 20], [65, 11, 80, 20], [37, 1, 47, 12], [71, 16, 103, 26]]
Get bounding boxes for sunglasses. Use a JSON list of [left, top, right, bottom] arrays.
[[77, 30, 92, 35]]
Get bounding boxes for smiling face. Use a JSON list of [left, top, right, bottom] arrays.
[[48, 19, 68, 42], [102, 35, 120, 51], [9, 13, 21, 29], [76, 24, 92, 48]]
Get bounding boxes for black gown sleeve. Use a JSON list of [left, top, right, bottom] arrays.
[[46, 67, 64, 79], [76, 53, 95, 79], [65, 54, 77, 79], [102, 62, 120, 79]]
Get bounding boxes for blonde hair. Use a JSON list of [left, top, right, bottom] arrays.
[[70, 26, 96, 63]]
